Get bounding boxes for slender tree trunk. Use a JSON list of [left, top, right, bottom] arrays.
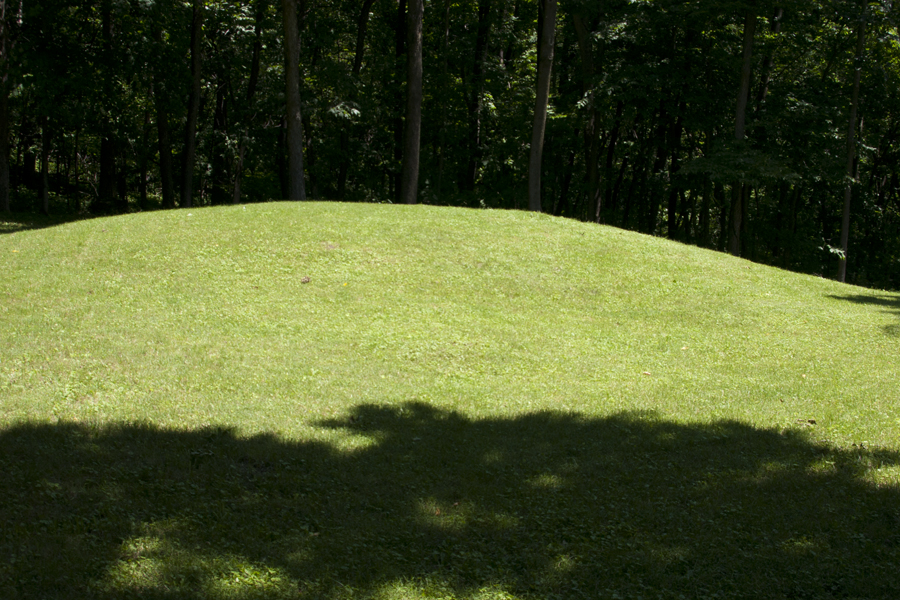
[[433, 0, 452, 201], [557, 149, 575, 217], [72, 128, 80, 211], [39, 117, 50, 215], [233, 0, 265, 204], [400, 0, 423, 205], [210, 76, 228, 204], [572, 12, 603, 220], [464, 0, 492, 192], [116, 154, 128, 212], [700, 178, 711, 247], [838, 14, 866, 282], [0, 0, 9, 214], [150, 13, 175, 209], [734, 12, 756, 141], [755, 8, 783, 112], [138, 109, 150, 210], [282, 0, 306, 200], [393, 0, 407, 202], [729, 10, 756, 255], [645, 105, 669, 234], [716, 183, 728, 251], [181, 0, 203, 208], [98, 137, 117, 213], [528, 0, 557, 212], [666, 104, 685, 239], [604, 101, 624, 219], [154, 84, 176, 209], [611, 154, 628, 225], [337, 0, 375, 199], [0, 71, 8, 214], [96, 0, 117, 214]]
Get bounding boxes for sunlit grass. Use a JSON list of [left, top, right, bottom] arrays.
[[1, 202, 899, 598]]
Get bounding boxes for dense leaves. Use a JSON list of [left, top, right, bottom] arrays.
[[2, 0, 899, 288]]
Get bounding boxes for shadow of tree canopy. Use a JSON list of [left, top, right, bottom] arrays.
[[2, 404, 899, 599], [0, 212, 103, 235], [828, 293, 900, 336]]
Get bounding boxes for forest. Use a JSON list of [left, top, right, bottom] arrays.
[[1, 0, 899, 290]]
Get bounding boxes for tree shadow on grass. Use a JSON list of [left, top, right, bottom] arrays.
[[0, 212, 103, 235], [2, 404, 899, 599], [827, 292, 900, 336]]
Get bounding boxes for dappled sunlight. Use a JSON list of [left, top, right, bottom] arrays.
[[2, 405, 900, 598]]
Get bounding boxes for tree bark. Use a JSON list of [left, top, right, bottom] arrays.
[[181, 0, 203, 208], [434, 0, 452, 201], [152, 16, 176, 209], [838, 14, 866, 282], [282, 0, 306, 200], [98, 137, 117, 213], [464, 0, 492, 192], [233, 0, 266, 204], [572, 11, 602, 220], [154, 82, 176, 209], [392, 0, 407, 201], [528, 0, 557, 212], [337, 0, 375, 199], [729, 10, 756, 255], [666, 103, 685, 239], [399, 0, 423, 205], [95, 0, 117, 214], [755, 8, 783, 112], [0, 0, 10, 214], [0, 68, 8, 214], [138, 109, 150, 210], [39, 116, 50, 214]]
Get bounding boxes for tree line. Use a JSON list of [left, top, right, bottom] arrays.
[[1, 0, 898, 289]]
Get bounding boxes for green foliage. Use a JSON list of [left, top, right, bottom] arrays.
[[3, 0, 900, 283]]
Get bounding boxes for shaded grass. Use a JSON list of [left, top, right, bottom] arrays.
[[1, 202, 900, 598], [0, 211, 101, 235], [2, 408, 900, 600]]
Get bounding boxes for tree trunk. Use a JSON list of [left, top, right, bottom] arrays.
[[0, 0, 9, 214], [97, 137, 117, 213], [181, 0, 203, 208], [604, 101, 624, 219], [0, 70, 8, 214], [72, 128, 80, 211], [393, 0, 407, 202], [700, 178, 711, 247], [210, 77, 228, 205], [233, 0, 266, 204], [755, 8, 783, 112], [464, 0, 492, 192], [729, 10, 756, 255], [666, 104, 685, 240], [282, 0, 306, 200], [138, 110, 150, 210], [40, 117, 50, 215], [528, 0, 557, 212], [400, 0, 423, 205], [95, 0, 117, 214], [572, 12, 602, 220], [337, 0, 375, 199], [838, 14, 865, 283], [434, 0, 452, 201], [155, 84, 176, 209]]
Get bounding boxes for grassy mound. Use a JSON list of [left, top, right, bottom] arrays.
[[1, 202, 899, 599]]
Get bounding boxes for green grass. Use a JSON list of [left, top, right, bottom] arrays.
[[1, 202, 899, 599]]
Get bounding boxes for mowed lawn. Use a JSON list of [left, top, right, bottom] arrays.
[[1, 203, 899, 599]]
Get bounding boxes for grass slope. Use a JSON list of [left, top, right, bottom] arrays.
[[1, 202, 899, 599]]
